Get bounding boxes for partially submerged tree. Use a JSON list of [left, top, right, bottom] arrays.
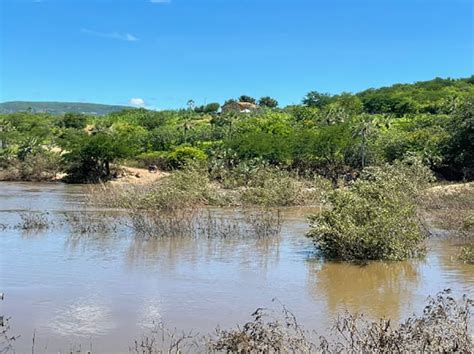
[[307, 160, 433, 261]]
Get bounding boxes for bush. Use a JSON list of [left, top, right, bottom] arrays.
[[240, 167, 325, 207], [166, 146, 207, 169], [307, 161, 432, 261]]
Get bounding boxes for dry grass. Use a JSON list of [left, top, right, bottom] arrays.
[[127, 208, 282, 240], [62, 210, 119, 234], [15, 211, 51, 231], [130, 290, 472, 353]]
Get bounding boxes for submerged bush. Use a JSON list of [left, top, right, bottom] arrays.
[[15, 211, 51, 231], [458, 243, 474, 264], [307, 161, 432, 261]]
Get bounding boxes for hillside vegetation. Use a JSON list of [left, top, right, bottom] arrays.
[[0, 76, 473, 183]]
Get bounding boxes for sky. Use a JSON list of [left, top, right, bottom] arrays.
[[0, 0, 472, 110]]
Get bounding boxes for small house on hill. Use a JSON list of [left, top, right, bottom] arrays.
[[221, 101, 258, 114]]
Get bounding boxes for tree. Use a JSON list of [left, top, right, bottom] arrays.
[[239, 95, 256, 104], [62, 113, 87, 129], [352, 115, 378, 168], [195, 102, 220, 114], [302, 91, 333, 109], [444, 96, 474, 179], [258, 96, 278, 108], [62, 129, 140, 182]]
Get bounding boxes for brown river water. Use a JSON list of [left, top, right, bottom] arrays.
[[0, 182, 473, 353]]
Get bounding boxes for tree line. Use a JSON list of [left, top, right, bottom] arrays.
[[0, 76, 472, 182]]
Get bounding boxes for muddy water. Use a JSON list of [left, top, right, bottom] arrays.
[[0, 182, 472, 353]]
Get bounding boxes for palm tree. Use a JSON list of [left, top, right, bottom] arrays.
[[352, 114, 391, 168]]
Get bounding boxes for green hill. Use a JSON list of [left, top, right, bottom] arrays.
[[0, 101, 133, 115]]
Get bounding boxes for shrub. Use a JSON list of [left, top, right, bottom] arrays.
[[307, 161, 432, 261], [166, 146, 207, 169], [15, 211, 50, 230], [319, 289, 472, 352]]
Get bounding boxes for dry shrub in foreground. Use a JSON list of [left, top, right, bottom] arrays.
[[130, 322, 199, 354], [320, 289, 472, 352], [132, 290, 472, 353], [1, 294, 19, 354], [208, 302, 315, 353]]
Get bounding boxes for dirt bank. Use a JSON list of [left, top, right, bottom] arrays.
[[109, 166, 168, 185]]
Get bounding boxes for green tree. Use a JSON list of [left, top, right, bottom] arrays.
[[239, 95, 256, 104], [444, 96, 474, 179], [258, 96, 278, 108], [62, 129, 140, 182], [302, 91, 333, 109]]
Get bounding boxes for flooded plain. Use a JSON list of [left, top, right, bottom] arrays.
[[0, 182, 473, 353]]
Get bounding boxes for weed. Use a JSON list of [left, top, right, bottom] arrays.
[[15, 211, 50, 231]]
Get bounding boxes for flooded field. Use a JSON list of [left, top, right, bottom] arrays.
[[0, 182, 472, 353]]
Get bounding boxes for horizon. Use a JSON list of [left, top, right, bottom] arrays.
[[1, 0, 472, 109]]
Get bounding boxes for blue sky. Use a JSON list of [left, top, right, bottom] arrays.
[[1, 0, 472, 109]]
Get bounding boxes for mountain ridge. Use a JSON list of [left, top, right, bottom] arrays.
[[0, 101, 133, 115]]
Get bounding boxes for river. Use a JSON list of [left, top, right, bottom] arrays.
[[0, 182, 472, 352]]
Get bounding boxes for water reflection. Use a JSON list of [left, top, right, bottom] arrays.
[[125, 235, 282, 271], [307, 259, 420, 320], [49, 295, 115, 337]]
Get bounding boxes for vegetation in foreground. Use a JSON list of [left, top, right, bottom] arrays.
[[129, 290, 472, 353], [3, 290, 470, 353]]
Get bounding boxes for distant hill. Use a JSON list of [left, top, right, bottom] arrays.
[[0, 101, 133, 115]]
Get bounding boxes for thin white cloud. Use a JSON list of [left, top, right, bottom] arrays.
[[81, 28, 138, 42], [129, 98, 146, 107]]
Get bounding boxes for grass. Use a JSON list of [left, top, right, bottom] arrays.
[[127, 208, 282, 240], [88, 165, 330, 211]]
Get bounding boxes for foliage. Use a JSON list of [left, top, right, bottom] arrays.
[[307, 161, 433, 261], [238, 95, 256, 104], [258, 96, 278, 108], [165, 146, 207, 169], [444, 96, 474, 179], [302, 91, 333, 108], [1, 76, 473, 183], [194, 102, 220, 113], [62, 128, 141, 182]]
